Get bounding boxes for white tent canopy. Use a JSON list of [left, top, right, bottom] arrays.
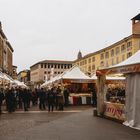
[[12, 80, 28, 88], [0, 72, 14, 83], [41, 65, 92, 87], [60, 65, 91, 80]]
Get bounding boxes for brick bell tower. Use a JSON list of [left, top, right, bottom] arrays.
[[131, 13, 140, 35]]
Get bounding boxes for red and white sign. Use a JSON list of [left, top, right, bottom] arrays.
[[104, 102, 125, 121]]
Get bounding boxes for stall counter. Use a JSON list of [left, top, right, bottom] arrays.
[[104, 102, 125, 121]]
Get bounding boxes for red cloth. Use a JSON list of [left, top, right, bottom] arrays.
[[73, 96, 78, 105]]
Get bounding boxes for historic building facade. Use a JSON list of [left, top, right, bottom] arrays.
[[18, 70, 30, 84], [0, 22, 14, 76], [12, 65, 18, 79], [74, 14, 140, 75], [30, 60, 73, 85]]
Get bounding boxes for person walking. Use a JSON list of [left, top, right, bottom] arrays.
[[47, 87, 55, 112], [63, 87, 69, 107], [38, 88, 46, 110], [0, 88, 4, 114], [22, 89, 29, 111], [91, 87, 97, 107]]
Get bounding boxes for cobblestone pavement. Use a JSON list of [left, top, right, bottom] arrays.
[[0, 106, 140, 140], [0, 106, 91, 139]]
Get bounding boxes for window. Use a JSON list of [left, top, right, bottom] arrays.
[[64, 64, 67, 69], [88, 66, 91, 72], [127, 52, 132, 58], [85, 60, 87, 64], [122, 55, 125, 61], [92, 57, 95, 62], [116, 47, 120, 55], [61, 64, 63, 69], [48, 64, 50, 68], [100, 61, 104, 67], [116, 57, 119, 64], [44, 76, 46, 80], [54, 64, 57, 68], [51, 64, 53, 68], [44, 71, 47, 74], [41, 64, 43, 68], [58, 64, 60, 69], [105, 52, 109, 59], [100, 53, 104, 60], [112, 59, 114, 65], [88, 58, 91, 63], [92, 65, 95, 70], [106, 61, 109, 67], [111, 49, 114, 57], [121, 45, 126, 53], [48, 71, 50, 74], [127, 41, 132, 51], [44, 64, 46, 68]]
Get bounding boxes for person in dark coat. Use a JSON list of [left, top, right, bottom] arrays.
[[5, 88, 16, 113], [18, 88, 23, 109], [47, 88, 55, 112], [0, 88, 4, 114], [63, 87, 69, 107], [22, 89, 29, 111], [38, 88, 46, 110], [91, 87, 97, 107]]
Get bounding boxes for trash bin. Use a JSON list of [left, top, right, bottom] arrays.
[[93, 108, 97, 116]]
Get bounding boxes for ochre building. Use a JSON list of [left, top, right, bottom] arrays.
[[74, 14, 140, 75]]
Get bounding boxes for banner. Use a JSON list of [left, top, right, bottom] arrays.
[[104, 102, 125, 121]]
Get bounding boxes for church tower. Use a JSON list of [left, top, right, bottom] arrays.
[[77, 50, 82, 59]]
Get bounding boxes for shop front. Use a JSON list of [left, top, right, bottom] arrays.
[[96, 50, 140, 129], [61, 79, 95, 105]]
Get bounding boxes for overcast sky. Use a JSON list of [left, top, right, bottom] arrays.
[[0, 0, 140, 72]]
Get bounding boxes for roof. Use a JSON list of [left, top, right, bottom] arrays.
[[13, 65, 17, 68], [131, 13, 140, 20], [74, 34, 140, 62], [18, 70, 30, 75], [61, 65, 91, 80], [30, 60, 73, 68]]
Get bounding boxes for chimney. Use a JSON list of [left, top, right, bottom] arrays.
[[131, 14, 140, 35]]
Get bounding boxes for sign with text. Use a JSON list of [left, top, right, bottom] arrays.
[[104, 102, 125, 121]]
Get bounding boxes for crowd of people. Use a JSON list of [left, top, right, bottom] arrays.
[[0, 86, 70, 114]]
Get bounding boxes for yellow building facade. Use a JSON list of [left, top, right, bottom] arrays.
[[74, 14, 140, 75]]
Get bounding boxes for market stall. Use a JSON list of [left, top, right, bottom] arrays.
[[42, 66, 94, 105], [96, 50, 140, 129], [57, 66, 94, 105], [12, 80, 28, 88]]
